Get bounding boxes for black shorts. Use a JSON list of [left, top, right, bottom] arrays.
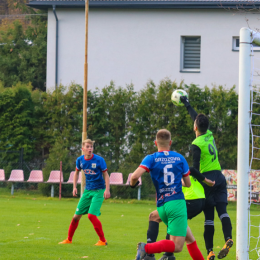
[[201, 170, 228, 207], [186, 198, 205, 220]]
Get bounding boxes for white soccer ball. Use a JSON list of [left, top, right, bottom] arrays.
[[171, 89, 188, 106]]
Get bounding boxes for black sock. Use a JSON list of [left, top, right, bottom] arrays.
[[204, 221, 214, 254], [147, 221, 159, 243], [146, 221, 159, 257], [207, 248, 214, 255], [220, 215, 232, 241]]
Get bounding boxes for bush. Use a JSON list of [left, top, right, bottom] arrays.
[[0, 79, 242, 196]]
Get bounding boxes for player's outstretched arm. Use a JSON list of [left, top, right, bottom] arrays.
[[130, 167, 146, 188], [180, 96, 198, 122], [103, 171, 111, 199], [73, 169, 79, 197]]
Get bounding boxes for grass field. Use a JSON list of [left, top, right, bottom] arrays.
[[0, 187, 259, 260]]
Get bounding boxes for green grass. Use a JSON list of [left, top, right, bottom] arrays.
[[0, 187, 259, 260]]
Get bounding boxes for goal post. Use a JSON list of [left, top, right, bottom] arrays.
[[237, 27, 251, 260], [237, 27, 260, 260]]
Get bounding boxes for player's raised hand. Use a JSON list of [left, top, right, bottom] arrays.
[[73, 187, 78, 197], [203, 178, 215, 187], [180, 96, 190, 107]]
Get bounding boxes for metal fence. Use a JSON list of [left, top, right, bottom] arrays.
[[0, 148, 44, 190], [0, 151, 156, 200]]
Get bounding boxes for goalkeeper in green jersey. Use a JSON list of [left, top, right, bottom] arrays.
[[180, 96, 233, 260]]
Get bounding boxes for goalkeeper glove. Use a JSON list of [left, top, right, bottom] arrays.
[[180, 96, 190, 108], [130, 180, 140, 188]]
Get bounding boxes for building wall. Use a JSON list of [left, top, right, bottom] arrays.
[[47, 8, 260, 91]]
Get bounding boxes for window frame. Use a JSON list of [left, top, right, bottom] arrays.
[[180, 36, 201, 73], [232, 36, 260, 52]]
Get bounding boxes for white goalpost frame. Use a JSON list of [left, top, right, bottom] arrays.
[[237, 27, 260, 260], [237, 27, 251, 260]]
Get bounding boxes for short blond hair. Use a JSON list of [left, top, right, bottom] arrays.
[[82, 139, 95, 146], [156, 129, 171, 146]]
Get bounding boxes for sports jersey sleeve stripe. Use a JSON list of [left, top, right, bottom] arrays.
[[140, 165, 150, 172], [183, 170, 190, 177], [102, 168, 108, 172], [76, 167, 80, 171]]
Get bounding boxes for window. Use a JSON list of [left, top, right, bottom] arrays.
[[232, 37, 240, 51], [180, 36, 201, 72], [232, 36, 260, 51]]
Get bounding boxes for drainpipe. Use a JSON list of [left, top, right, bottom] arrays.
[[53, 5, 58, 90]]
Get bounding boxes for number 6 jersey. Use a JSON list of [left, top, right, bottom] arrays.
[[140, 150, 190, 207]]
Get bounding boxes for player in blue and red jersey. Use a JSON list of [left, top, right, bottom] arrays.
[[131, 129, 205, 260], [59, 139, 110, 246]]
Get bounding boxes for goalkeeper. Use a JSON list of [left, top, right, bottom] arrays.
[[180, 96, 233, 260]]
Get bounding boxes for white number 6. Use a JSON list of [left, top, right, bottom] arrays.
[[164, 164, 175, 186]]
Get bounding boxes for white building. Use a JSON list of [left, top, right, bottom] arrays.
[[28, 0, 260, 91]]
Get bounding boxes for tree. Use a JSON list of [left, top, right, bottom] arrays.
[[0, 15, 47, 90], [87, 82, 136, 172], [39, 136, 76, 197], [0, 82, 35, 161], [0, 78, 240, 196], [33, 84, 83, 161]]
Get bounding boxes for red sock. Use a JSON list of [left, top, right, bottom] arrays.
[[187, 241, 204, 260], [145, 240, 175, 254], [88, 213, 106, 242], [68, 218, 79, 241]]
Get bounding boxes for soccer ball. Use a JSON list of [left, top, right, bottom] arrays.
[[171, 89, 188, 106]]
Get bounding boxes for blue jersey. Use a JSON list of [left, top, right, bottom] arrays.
[[76, 154, 108, 190], [140, 150, 190, 207]]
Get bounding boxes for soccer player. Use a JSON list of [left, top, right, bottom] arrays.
[[143, 167, 214, 260], [59, 139, 110, 245], [180, 96, 233, 260], [131, 129, 205, 260]]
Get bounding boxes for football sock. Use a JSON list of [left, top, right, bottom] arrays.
[[216, 203, 233, 242], [146, 221, 159, 257], [207, 248, 213, 255], [68, 218, 79, 241], [147, 221, 159, 243], [88, 214, 106, 242], [145, 240, 175, 254], [204, 220, 214, 254], [219, 213, 232, 241], [187, 241, 204, 260]]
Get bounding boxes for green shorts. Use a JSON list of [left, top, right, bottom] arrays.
[[157, 199, 187, 237], [75, 189, 105, 216]]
